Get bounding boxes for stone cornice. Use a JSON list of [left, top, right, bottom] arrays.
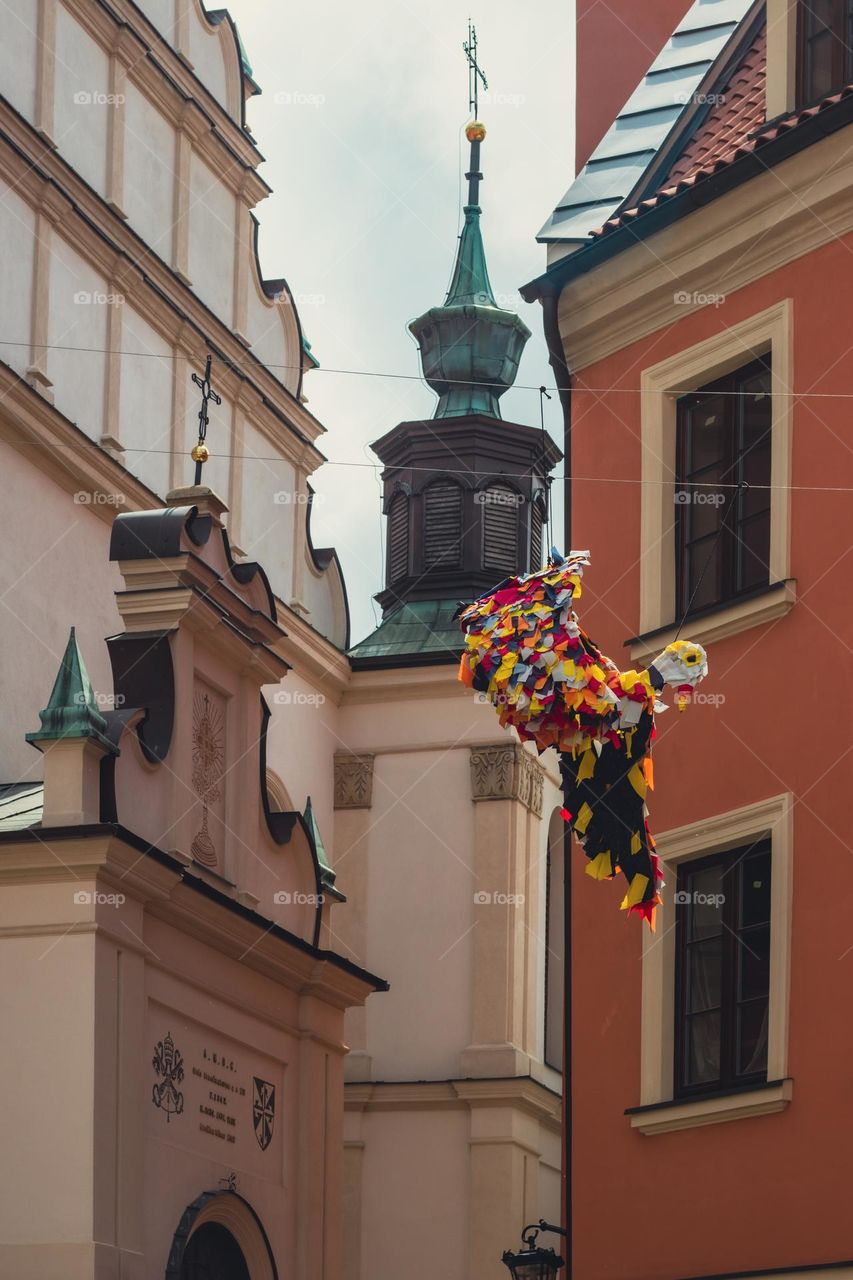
[[342, 663, 463, 706], [558, 126, 853, 372], [273, 604, 351, 703], [344, 1076, 562, 1128], [0, 106, 326, 464]]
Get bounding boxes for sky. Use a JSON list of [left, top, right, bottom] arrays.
[[231, 1, 575, 643]]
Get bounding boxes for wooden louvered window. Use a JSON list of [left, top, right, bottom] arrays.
[[530, 498, 544, 571], [482, 483, 520, 574], [423, 480, 463, 568], [798, 0, 853, 105], [387, 491, 409, 583]]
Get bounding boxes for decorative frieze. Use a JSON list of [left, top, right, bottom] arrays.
[[468, 744, 544, 816], [334, 754, 375, 810]]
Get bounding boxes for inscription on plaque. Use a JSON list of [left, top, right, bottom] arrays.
[[192, 1046, 246, 1146]]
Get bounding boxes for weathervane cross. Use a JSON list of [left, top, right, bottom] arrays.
[[190, 354, 222, 485], [463, 21, 487, 120]]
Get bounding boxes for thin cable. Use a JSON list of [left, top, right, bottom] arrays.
[[7, 337, 853, 399]]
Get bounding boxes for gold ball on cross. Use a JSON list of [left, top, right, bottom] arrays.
[[466, 121, 486, 142], [191, 443, 209, 464]]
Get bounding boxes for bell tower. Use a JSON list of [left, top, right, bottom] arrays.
[[350, 48, 561, 666]]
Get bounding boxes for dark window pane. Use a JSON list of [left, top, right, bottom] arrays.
[[807, 30, 836, 99], [687, 864, 726, 938], [737, 510, 771, 590], [740, 849, 772, 926], [685, 483, 726, 539], [686, 537, 724, 610], [688, 397, 727, 471], [738, 926, 771, 1002], [804, 0, 835, 36], [687, 938, 722, 1012], [686, 1011, 721, 1085], [737, 1000, 769, 1076]]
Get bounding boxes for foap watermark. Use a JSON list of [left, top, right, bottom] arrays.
[[474, 489, 525, 507], [73, 290, 124, 306], [74, 889, 126, 906], [273, 690, 326, 707], [275, 292, 325, 307], [674, 91, 726, 106], [673, 890, 725, 908], [273, 90, 325, 107], [690, 691, 726, 708], [73, 90, 125, 107], [74, 491, 125, 506], [273, 491, 322, 505], [481, 89, 526, 108], [673, 489, 726, 506], [74, 690, 125, 709], [273, 890, 325, 905], [674, 289, 726, 308], [474, 891, 525, 906]]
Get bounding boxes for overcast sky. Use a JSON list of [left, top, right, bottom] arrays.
[[231, 1, 575, 643]]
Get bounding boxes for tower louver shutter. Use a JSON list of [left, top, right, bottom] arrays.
[[388, 492, 409, 583], [530, 499, 543, 571], [482, 485, 519, 573], [423, 481, 463, 567]]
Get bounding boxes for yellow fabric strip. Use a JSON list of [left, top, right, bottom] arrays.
[[574, 801, 593, 834], [627, 763, 647, 798], [577, 749, 596, 783], [620, 873, 650, 910], [585, 851, 613, 880]]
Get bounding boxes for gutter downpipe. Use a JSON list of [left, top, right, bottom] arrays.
[[541, 283, 573, 1274]]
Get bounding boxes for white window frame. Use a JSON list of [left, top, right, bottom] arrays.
[[632, 793, 794, 1136], [631, 300, 795, 665]]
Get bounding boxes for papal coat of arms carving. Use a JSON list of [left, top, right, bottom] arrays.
[[252, 1076, 276, 1151], [152, 1031, 185, 1123]]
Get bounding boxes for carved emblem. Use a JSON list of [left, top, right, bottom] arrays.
[[152, 1031, 185, 1123], [191, 690, 224, 867], [469, 744, 544, 815], [334, 753, 375, 809], [252, 1077, 276, 1151]]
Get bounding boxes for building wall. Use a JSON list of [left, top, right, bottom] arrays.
[[0, 0, 346, 642], [564, 228, 853, 1277], [575, 0, 693, 172], [334, 668, 563, 1280]]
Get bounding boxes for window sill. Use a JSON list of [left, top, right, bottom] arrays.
[[626, 1078, 792, 1136], [627, 579, 796, 666]]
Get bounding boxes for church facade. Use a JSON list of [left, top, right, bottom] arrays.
[[0, 3, 564, 1278]]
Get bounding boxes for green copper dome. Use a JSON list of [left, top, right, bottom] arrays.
[[409, 136, 530, 420]]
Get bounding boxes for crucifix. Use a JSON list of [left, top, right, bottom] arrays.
[[190, 354, 222, 485], [463, 20, 488, 120], [462, 23, 488, 207]]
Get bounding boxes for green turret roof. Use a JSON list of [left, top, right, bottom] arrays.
[[444, 205, 496, 307], [348, 599, 464, 664], [26, 628, 115, 753]]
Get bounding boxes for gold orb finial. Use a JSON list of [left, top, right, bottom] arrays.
[[466, 120, 486, 143], [191, 442, 210, 465]]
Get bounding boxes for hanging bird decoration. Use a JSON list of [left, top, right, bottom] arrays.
[[457, 550, 708, 928]]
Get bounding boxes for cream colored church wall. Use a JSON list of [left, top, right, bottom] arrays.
[[0, 440, 122, 782], [0, 0, 349, 640]]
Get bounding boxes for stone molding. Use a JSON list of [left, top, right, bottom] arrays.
[[469, 744, 544, 816], [334, 754, 375, 810]]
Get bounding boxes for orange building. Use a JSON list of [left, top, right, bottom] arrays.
[[526, 1, 853, 1276]]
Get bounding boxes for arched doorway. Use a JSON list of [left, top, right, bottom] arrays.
[[180, 1222, 250, 1279], [166, 1191, 277, 1280]]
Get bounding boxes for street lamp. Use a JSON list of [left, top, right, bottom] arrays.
[[501, 1221, 566, 1280]]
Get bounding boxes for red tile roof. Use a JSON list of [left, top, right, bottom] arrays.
[[591, 24, 853, 240]]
